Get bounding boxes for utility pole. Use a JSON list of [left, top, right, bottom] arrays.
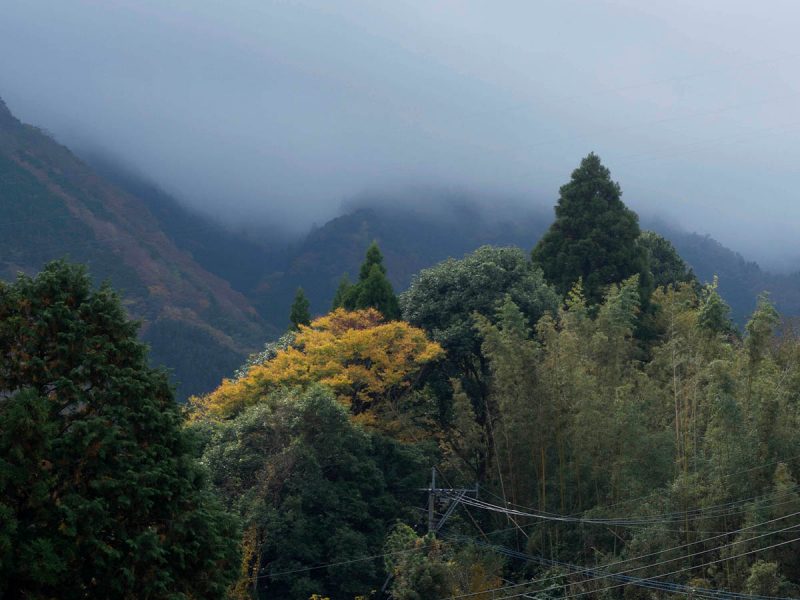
[[381, 468, 478, 598], [423, 467, 479, 535], [428, 467, 436, 534]]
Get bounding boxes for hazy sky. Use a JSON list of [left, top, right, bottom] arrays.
[[2, 1, 800, 268]]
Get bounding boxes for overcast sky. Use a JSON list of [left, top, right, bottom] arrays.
[[2, 1, 800, 268]]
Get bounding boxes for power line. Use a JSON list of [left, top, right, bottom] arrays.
[[442, 520, 800, 600], [453, 486, 800, 526], [460, 539, 789, 600], [440, 500, 800, 599], [488, 534, 800, 600]]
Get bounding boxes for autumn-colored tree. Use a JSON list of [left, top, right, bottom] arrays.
[[193, 308, 443, 435]]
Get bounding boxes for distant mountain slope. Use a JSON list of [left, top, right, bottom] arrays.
[[0, 97, 267, 398], [250, 201, 552, 325], [260, 201, 800, 329], [655, 225, 800, 325], [83, 156, 288, 297]]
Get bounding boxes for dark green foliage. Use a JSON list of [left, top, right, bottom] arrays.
[[402, 246, 558, 372], [359, 241, 388, 280], [639, 230, 697, 290], [331, 274, 352, 310], [340, 241, 401, 319], [0, 261, 239, 599], [532, 153, 652, 306], [385, 527, 453, 600], [401, 245, 557, 409], [351, 263, 401, 319], [196, 386, 427, 600], [289, 287, 311, 329], [141, 318, 247, 400], [401, 246, 558, 479]]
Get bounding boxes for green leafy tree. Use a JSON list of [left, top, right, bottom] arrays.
[[359, 240, 388, 280], [341, 242, 401, 319], [385, 526, 453, 600], [289, 286, 311, 329], [532, 153, 652, 306], [195, 386, 428, 600], [401, 245, 557, 394], [0, 261, 238, 599], [400, 246, 558, 478]]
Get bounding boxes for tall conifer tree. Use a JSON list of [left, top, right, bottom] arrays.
[[341, 241, 400, 319], [532, 153, 652, 306], [0, 262, 238, 599], [289, 287, 311, 329]]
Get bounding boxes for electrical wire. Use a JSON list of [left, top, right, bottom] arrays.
[[453, 486, 800, 526], [482, 534, 800, 600], [439, 500, 800, 599]]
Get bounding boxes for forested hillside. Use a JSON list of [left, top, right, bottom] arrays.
[[663, 228, 800, 326], [183, 155, 800, 598], [246, 199, 800, 332], [5, 153, 800, 598], [0, 97, 268, 398]]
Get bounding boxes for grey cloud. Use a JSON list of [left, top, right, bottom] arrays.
[[2, 0, 800, 267]]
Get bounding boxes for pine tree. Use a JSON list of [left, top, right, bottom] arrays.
[[331, 274, 352, 310], [289, 287, 311, 329], [342, 242, 400, 319], [532, 153, 652, 306], [0, 261, 238, 599], [638, 230, 697, 290], [352, 263, 401, 320], [359, 241, 388, 280]]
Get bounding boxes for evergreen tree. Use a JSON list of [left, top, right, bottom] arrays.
[[352, 263, 401, 319], [0, 261, 238, 599], [359, 240, 388, 280], [331, 273, 352, 310], [289, 286, 311, 329], [638, 230, 697, 290], [532, 153, 652, 306], [342, 241, 400, 319]]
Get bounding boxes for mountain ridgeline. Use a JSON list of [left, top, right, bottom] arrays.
[[254, 201, 800, 329], [3, 95, 800, 400]]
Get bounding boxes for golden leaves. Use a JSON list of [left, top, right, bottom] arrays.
[[192, 309, 443, 429]]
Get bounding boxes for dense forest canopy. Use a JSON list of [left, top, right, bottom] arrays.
[[3, 155, 800, 599]]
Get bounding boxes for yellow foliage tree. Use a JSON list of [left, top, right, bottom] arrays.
[[192, 308, 443, 433]]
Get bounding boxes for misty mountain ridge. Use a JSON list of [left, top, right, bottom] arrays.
[[4, 93, 800, 401], [85, 150, 800, 329], [0, 96, 270, 398]]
